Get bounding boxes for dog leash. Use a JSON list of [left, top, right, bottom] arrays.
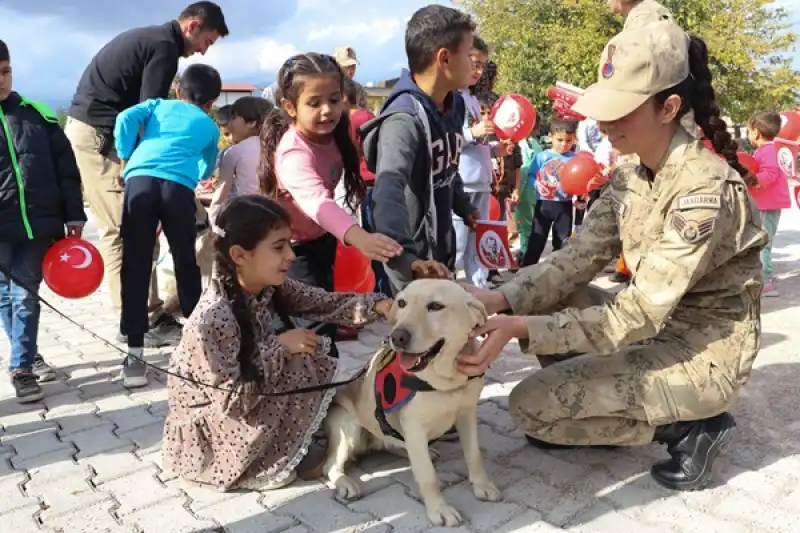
[[0, 261, 368, 398]]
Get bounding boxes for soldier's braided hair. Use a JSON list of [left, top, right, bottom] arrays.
[[654, 35, 748, 178]]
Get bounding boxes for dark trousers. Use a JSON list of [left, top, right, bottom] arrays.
[[121, 175, 201, 348], [288, 232, 339, 358], [522, 200, 574, 267], [361, 186, 392, 296]]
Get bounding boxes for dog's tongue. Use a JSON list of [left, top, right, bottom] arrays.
[[397, 351, 420, 371]]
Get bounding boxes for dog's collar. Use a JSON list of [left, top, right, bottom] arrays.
[[373, 343, 482, 442]]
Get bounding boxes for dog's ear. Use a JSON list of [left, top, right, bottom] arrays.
[[466, 298, 487, 328]]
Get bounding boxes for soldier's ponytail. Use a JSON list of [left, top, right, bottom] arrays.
[[654, 35, 748, 178]]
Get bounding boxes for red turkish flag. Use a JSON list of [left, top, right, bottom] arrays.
[[794, 185, 800, 209], [474, 221, 517, 270]]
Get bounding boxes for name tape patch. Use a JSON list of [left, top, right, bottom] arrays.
[[677, 194, 721, 210]]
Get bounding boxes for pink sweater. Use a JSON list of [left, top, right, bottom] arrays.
[[748, 141, 791, 211], [275, 127, 357, 243]]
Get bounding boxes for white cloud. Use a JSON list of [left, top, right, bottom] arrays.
[[306, 18, 404, 45], [180, 38, 299, 80]]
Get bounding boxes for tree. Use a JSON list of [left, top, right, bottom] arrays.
[[56, 107, 68, 128], [464, 0, 799, 124]]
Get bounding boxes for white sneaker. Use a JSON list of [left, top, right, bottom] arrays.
[[762, 278, 780, 298], [238, 470, 297, 491], [121, 356, 149, 388]]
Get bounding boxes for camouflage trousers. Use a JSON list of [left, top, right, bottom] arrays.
[[509, 286, 739, 446]]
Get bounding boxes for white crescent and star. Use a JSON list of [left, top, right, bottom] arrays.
[[60, 245, 93, 269]]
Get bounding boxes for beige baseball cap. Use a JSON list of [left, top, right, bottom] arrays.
[[334, 46, 358, 67], [572, 20, 690, 122]]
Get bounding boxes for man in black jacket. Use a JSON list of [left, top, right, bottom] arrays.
[[0, 40, 87, 402], [64, 2, 228, 347]]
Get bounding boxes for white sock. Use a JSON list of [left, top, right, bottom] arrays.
[[128, 347, 144, 359]]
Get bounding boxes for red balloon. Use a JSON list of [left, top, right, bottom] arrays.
[[488, 195, 502, 221], [334, 243, 372, 293], [575, 150, 594, 159], [779, 111, 800, 141], [559, 157, 601, 196], [42, 237, 104, 299], [491, 93, 536, 143], [737, 152, 760, 175]]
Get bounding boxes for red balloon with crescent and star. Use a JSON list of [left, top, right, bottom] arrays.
[[42, 237, 104, 299]]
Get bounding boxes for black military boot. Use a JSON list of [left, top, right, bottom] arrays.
[[650, 412, 736, 491]]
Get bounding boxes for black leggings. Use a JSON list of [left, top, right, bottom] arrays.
[[288, 233, 339, 358], [120, 176, 200, 347], [522, 200, 574, 267]]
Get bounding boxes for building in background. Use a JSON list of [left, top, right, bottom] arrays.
[[216, 84, 258, 106], [364, 78, 399, 112]]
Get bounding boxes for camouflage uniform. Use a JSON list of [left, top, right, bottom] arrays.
[[497, 126, 768, 446]]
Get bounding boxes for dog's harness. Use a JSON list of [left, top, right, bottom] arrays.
[[373, 343, 482, 442]]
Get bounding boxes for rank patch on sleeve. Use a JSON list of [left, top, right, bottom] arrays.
[[670, 212, 716, 244], [676, 194, 721, 210]]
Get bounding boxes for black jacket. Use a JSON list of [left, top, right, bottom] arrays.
[[0, 92, 86, 242], [68, 21, 185, 129], [360, 70, 475, 293]]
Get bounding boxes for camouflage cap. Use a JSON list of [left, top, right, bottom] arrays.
[[572, 20, 690, 122], [334, 46, 358, 67]]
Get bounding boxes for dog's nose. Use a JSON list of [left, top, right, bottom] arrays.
[[390, 327, 412, 350]]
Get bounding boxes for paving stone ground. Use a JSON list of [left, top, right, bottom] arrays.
[[2, 208, 800, 533]]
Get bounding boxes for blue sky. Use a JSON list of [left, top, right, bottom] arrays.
[[1, 0, 798, 110]]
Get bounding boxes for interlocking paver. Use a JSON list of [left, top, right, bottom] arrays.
[[2, 207, 800, 532]]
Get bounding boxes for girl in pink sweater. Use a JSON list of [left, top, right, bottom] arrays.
[[747, 111, 791, 297], [258, 53, 402, 354]]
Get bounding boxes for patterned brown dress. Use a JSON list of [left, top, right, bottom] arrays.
[[162, 278, 386, 490]]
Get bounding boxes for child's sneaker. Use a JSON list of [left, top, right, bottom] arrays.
[[12, 371, 44, 403], [121, 356, 149, 388], [762, 278, 780, 298], [33, 354, 56, 382]]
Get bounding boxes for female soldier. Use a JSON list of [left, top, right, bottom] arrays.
[[457, 21, 768, 492]]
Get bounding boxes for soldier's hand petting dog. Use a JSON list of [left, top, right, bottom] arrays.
[[457, 315, 527, 376]]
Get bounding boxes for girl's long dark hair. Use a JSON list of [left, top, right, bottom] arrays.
[[654, 35, 748, 177], [257, 52, 365, 211], [213, 196, 292, 382]]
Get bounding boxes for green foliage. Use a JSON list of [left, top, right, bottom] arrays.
[[464, 0, 800, 124], [56, 107, 68, 128]]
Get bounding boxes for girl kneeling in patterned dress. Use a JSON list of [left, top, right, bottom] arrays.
[[162, 195, 392, 491]]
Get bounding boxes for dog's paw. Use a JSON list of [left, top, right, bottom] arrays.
[[472, 480, 501, 502], [427, 503, 462, 526], [333, 475, 363, 500]]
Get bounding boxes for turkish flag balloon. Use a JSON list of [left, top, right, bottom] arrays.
[[42, 237, 104, 299], [559, 157, 601, 196], [488, 195, 502, 221], [491, 93, 536, 143], [334, 243, 373, 293], [737, 152, 760, 175], [779, 111, 800, 141]]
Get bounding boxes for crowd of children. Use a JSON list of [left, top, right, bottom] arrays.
[[0, 0, 796, 493]]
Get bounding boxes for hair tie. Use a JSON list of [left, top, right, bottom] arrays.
[[212, 225, 226, 238]]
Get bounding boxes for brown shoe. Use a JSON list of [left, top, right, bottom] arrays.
[[296, 439, 328, 480]]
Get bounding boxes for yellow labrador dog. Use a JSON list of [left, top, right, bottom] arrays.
[[323, 279, 501, 526]]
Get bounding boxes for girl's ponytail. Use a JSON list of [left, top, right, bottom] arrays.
[[258, 108, 292, 198], [332, 112, 366, 211]]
